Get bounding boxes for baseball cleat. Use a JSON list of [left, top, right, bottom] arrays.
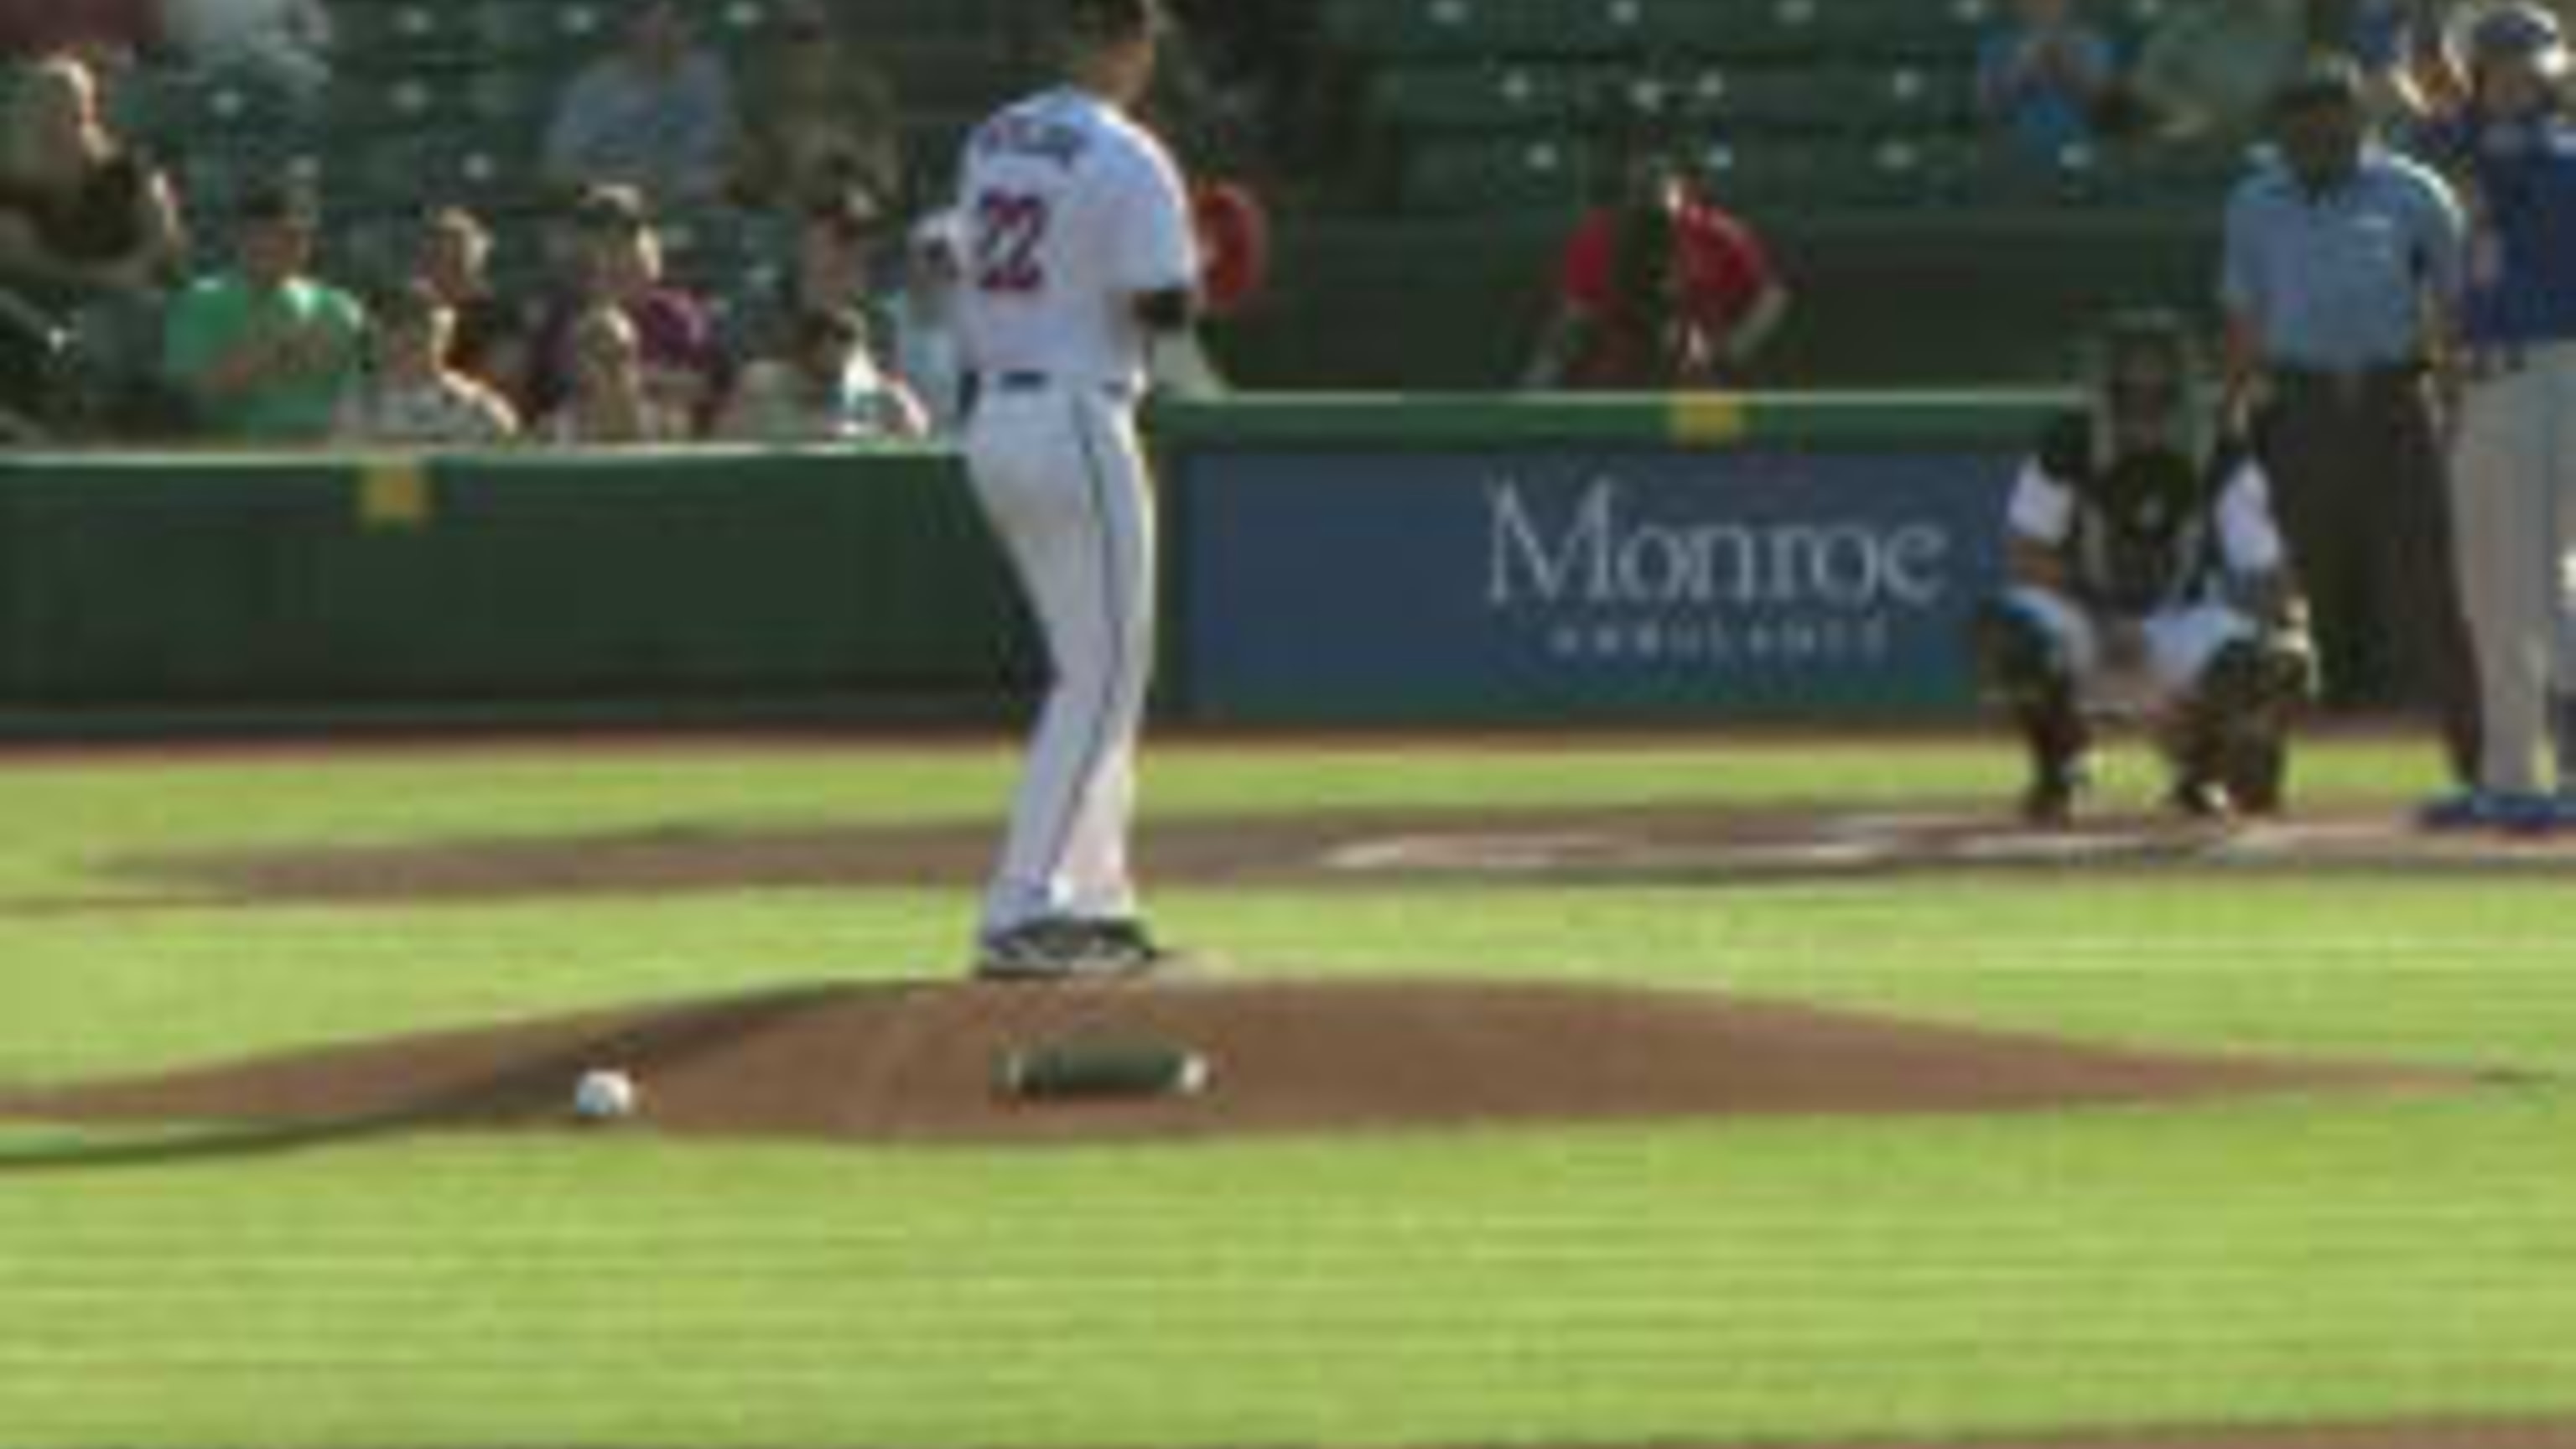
[[2167, 777, 2238, 823], [974, 917, 1182, 982], [2018, 756, 2091, 828], [2418, 789, 2553, 833]]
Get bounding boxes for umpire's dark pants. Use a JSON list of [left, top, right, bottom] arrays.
[[2258, 364, 2479, 783]]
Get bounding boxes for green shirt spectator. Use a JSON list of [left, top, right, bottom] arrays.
[[161, 180, 362, 442]]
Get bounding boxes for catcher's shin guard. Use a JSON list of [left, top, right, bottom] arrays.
[[2012, 683, 2092, 824], [2173, 640, 2303, 818], [1971, 596, 2068, 707], [1972, 598, 2089, 822]]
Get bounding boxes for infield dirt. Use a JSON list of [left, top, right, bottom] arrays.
[[2, 975, 2461, 1146]]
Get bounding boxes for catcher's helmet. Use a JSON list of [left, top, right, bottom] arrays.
[[2082, 308, 2212, 472]]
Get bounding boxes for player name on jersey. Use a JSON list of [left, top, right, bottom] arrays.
[[972, 111, 1095, 171]]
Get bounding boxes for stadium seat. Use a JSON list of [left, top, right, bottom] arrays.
[[325, 68, 475, 138], [1859, 60, 1973, 132], [1696, 134, 1835, 210], [1401, 132, 1599, 214], [1642, 0, 1889, 64], [1701, 132, 1981, 211], [355, 129, 550, 217], [1673, 62, 1857, 135], [1323, 0, 1568, 62], [1540, 0, 1665, 59], [328, 0, 485, 72], [1841, 0, 1996, 64], [1950, 143, 2109, 209], [1368, 62, 1589, 132], [2101, 138, 2256, 208]]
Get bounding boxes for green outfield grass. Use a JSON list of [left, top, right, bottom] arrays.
[[1, 734, 2573, 1448]]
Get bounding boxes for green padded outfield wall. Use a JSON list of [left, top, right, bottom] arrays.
[[0, 394, 2069, 730], [0, 447, 1036, 718]]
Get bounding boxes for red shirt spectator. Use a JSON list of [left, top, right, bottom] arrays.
[[0, 0, 161, 58], [1527, 156, 1791, 390], [520, 185, 727, 432]]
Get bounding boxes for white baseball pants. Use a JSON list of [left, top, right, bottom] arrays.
[[2449, 340, 2576, 794], [963, 379, 1156, 935], [2004, 585, 2261, 716]]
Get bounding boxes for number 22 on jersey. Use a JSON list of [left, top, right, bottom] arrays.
[[972, 190, 1053, 295]]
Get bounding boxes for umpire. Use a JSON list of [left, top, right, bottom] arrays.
[[2220, 54, 2479, 783]]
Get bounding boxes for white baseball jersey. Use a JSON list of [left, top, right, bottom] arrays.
[[953, 86, 1197, 391], [952, 81, 1194, 953], [2007, 457, 2288, 583]]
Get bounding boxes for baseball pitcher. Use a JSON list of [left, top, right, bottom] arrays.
[[953, 0, 1198, 979]]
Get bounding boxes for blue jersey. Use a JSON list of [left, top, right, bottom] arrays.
[[2436, 110, 2576, 346]]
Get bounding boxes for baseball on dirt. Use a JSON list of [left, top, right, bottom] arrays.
[[571, 1067, 641, 1123]]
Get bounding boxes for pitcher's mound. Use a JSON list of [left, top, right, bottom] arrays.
[[1, 978, 2462, 1147]]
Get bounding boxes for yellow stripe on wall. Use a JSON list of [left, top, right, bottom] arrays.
[[356, 457, 434, 532], [1669, 393, 1748, 448]]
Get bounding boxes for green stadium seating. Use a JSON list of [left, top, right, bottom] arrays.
[[1850, 0, 2001, 62], [328, 0, 486, 73], [325, 67, 477, 138], [1369, 62, 1591, 132], [1674, 62, 1852, 134], [1324, 0, 1571, 62], [1633, 0, 1887, 64], [1401, 132, 1599, 214], [2101, 138, 2256, 207], [1540, 0, 1665, 59]]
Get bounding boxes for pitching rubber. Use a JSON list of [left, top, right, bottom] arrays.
[[996, 1038, 1212, 1102]]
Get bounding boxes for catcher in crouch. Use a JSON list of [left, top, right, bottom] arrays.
[[1974, 309, 2317, 825]]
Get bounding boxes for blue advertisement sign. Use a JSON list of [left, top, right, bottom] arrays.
[[1175, 448, 2018, 722]]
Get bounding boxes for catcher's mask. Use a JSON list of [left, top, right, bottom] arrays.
[[2085, 309, 2210, 476]]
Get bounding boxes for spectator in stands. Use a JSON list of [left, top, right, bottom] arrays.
[[726, 186, 884, 366], [1521, 152, 1790, 391], [522, 183, 725, 435], [0, 53, 186, 426], [160, 179, 363, 441], [0, 0, 164, 62], [0, 55, 185, 302], [715, 303, 927, 444], [412, 205, 527, 396], [2126, 0, 2313, 141], [728, 0, 903, 219], [542, 0, 737, 209], [1977, 0, 2122, 161], [335, 279, 519, 446], [2220, 55, 2479, 781], [879, 209, 966, 435], [540, 303, 685, 444]]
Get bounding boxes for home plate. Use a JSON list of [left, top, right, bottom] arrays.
[[1325, 833, 1636, 875], [1951, 828, 2196, 865]]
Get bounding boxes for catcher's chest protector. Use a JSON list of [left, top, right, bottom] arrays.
[[2062, 447, 2231, 615]]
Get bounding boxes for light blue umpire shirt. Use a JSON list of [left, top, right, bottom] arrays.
[[2221, 143, 2468, 371]]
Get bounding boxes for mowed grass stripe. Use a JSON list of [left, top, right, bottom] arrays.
[[3, 738, 2574, 1447]]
